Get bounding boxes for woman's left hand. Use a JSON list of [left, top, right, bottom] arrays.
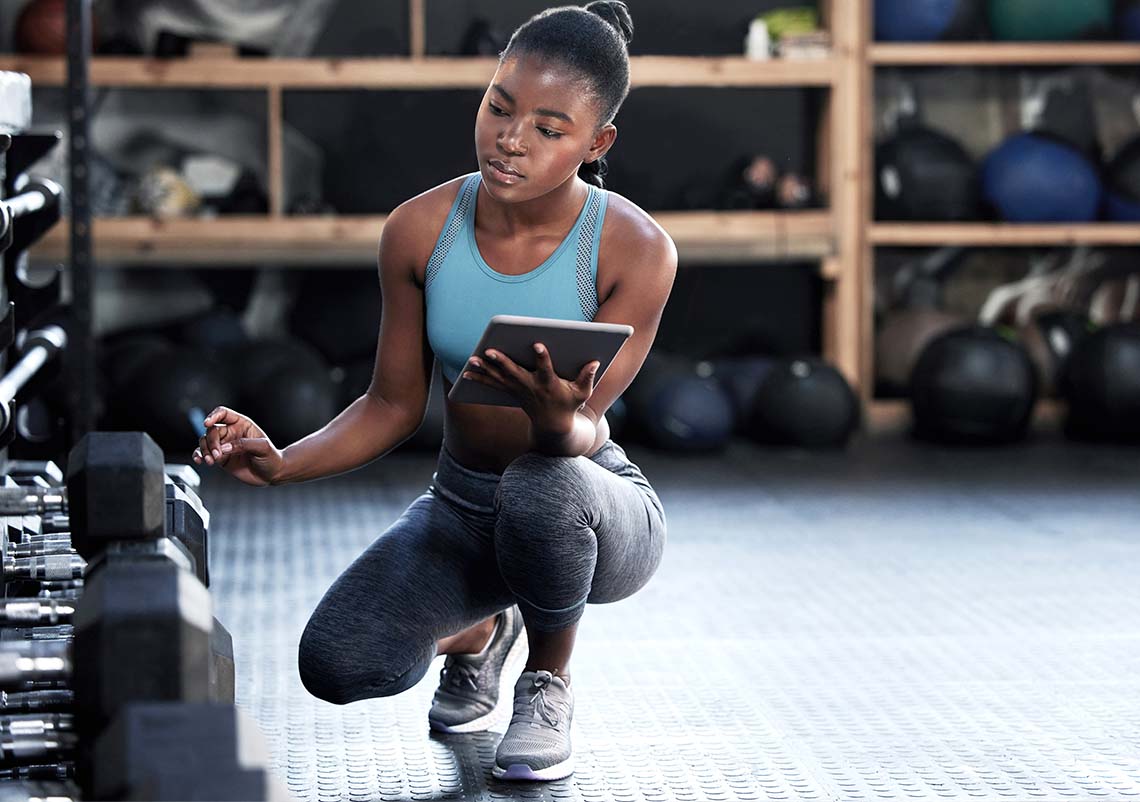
[[463, 343, 600, 434]]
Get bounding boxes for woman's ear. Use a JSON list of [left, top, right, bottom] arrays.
[[585, 123, 618, 164]]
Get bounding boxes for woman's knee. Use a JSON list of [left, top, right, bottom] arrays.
[[495, 453, 591, 527], [297, 615, 429, 704]]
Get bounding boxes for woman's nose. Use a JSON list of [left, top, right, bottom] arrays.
[[499, 123, 527, 156]]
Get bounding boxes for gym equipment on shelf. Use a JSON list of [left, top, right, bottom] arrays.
[[1105, 136, 1140, 223], [1064, 323, 1140, 442], [981, 132, 1102, 223], [910, 326, 1038, 445], [876, 127, 979, 222], [988, 0, 1113, 41], [875, 0, 984, 42], [744, 358, 860, 448], [623, 351, 735, 453]]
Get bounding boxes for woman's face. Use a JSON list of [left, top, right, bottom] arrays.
[[474, 54, 615, 203]]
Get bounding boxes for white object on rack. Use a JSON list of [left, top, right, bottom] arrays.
[[745, 19, 771, 61]]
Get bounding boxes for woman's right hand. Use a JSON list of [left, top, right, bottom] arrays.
[[192, 406, 284, 487]]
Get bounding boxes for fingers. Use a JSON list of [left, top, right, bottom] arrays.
[[203, 406, 243, 428], [577, 360, 600, 389], [192, 435, 270, 468], [533, 343, 555, 380]]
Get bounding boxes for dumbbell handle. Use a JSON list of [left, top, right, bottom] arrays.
[[0, 487, 66, 515], [0, 641, 70, 690], [13, 533, 72, 550], [9, 541, 75, 559], [0, 689, 74, 713], [0, 185, 52, 226], [0, 326, 67, 434], [0, 712, 71, 737], [0, 600, 74, 626], [1, 730, 78, 762], [3, 552, 85, 582], [0, 767, 74, 783], [0, 626, 72, 642]]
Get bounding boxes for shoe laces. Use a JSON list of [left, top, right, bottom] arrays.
[[440, 656, 481, 692], [525, 671, 562, 727]]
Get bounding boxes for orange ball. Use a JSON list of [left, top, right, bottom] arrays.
[[15, 0, 98, 56]]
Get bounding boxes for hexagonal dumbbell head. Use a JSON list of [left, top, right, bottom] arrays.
[[66, 432, 165, 560]]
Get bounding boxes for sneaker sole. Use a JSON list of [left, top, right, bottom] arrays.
[[492, 755, 574, 782], [428, 623, 529, 735]]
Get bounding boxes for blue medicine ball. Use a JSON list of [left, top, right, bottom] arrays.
[[982, 133, 1103, 223], [1123, 6, 1140, 41], [1106, 137, 1140, 222], [625, 351, 735, 453], [875, 0, 984, 41]]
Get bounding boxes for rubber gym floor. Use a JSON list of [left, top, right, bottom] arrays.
[[204, 424, 1140, 802]]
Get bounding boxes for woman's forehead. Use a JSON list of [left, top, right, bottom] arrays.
[[492, 56, 596, 117]]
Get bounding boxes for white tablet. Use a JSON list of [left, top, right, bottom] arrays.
[[447, 314, 635, 408]]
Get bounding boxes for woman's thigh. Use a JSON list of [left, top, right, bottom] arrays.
[[298, 488, 513, 702], [496, 441, 667, 607]]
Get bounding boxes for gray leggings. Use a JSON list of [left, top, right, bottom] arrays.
[[297, 439, 667, 705]]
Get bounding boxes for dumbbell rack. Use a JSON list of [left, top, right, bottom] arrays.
[[0, 435, 286, 801], [0, 0, 93, 464], [4, 22, 280, 792]]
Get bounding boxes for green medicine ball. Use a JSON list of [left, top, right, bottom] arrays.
[[988, 0, 1113, 40]]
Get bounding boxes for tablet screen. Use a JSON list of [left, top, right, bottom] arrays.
[[447, 315, 634, 407]]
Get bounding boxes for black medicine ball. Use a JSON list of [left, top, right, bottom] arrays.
[[910, 326, 1038, 445], [745, 358, 860, 448], [876, 127, 980, 221]]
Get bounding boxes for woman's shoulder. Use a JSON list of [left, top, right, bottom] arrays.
[[388, 174, 474, 232], [598, 189, 677, 263], [382, 174, 477, 265]]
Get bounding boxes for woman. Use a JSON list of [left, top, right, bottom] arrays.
[[193, 1, 675, 782]]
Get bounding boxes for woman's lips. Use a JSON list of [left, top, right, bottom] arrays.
[[488, 160, 524, 183]]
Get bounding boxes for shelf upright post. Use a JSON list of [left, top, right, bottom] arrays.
[[410, 0, 426, 58], [66, 0, 94, 442], [822, 0, 873, 397], [268, 84, 284, 216]]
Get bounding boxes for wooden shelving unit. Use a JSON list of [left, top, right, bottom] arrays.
[[0, 54, 838, 89], [30, 211, 835, 266], [862, 6, 1140, 401], [9, 4, 1140, 399], [871, 223, 1140, 247], [2, 0, 868, 391], [871, 42, 1140, 66]]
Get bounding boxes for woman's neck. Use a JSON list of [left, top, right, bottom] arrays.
[[476, 175, 589, 237]]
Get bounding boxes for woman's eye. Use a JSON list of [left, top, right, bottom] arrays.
[[538, 128, 562, 139], [489, 103, 507, 116]]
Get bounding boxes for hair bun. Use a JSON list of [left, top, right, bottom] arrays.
[[585, 0, 633, 46]]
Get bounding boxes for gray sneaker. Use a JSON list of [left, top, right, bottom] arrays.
[[428, 605, 528, 734], [492, 669, 574, 781]]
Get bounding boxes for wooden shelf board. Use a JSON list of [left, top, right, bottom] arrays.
[[871, 223, 1140, 248], [0, 55, 836, 89], [866, 399, 1065, 434], [871, 42, 1140, 66], [30, 211, 835, 266]]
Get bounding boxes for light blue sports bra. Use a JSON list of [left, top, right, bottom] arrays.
[[425, 173, 609, 384]]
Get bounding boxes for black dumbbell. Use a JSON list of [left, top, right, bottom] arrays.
[[0, 585, 232, 704], [91, 702, 285, 801], [4, 470, 210, 588]]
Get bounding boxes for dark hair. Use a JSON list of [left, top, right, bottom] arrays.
[[501, 1, 633, 188]]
